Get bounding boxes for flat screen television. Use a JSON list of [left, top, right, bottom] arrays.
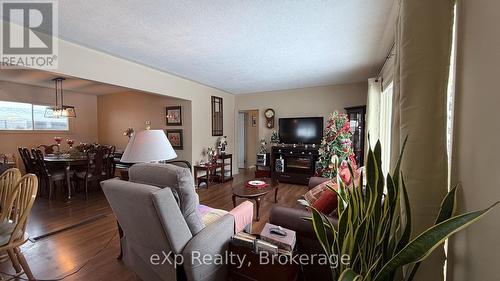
[[279, 117, 324, 144]]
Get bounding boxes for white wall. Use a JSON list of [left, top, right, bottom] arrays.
[[449, 0, 500, 280], [49, 38, 236, 172]]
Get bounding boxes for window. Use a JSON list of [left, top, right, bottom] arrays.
[[0, 101, 69, 131], [379, 82, 393, 176]]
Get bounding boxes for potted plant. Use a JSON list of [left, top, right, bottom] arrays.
[[307, 138, 498, 281]]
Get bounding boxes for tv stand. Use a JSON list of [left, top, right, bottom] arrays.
[[270, 144, 320, 185]]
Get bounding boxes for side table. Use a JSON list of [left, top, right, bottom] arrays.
[[217, 153, 233, 182], [193, 163, 223, 188]]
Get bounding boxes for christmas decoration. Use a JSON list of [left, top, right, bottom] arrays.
[[270, 130, 280, 144], [316, 111, 357, 179]]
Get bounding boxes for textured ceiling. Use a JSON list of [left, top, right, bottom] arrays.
[[16, 0, 397, 94]]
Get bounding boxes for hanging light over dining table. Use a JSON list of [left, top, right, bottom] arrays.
[[44, 77, 77, 118]]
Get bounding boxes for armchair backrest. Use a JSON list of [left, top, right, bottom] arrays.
[[129, 163, 204, 235], [101, 178, 192, 281]]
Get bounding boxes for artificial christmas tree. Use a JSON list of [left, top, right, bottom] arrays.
[[316, 111, 357, 179]]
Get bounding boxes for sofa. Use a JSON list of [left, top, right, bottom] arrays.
[[101, 163, 253, 281], [269, 176, 336, 281]]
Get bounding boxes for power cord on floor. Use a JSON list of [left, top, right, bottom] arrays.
[[1, 232, 117, 281]]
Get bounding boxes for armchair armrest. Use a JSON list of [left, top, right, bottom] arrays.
[[229, 200, 253, 233], [182, 214, 235, 281]]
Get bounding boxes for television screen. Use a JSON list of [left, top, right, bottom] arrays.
[[279, 117, 324, 144]]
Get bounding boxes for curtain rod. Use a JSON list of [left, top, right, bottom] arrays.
[[375, 41, 396, 82]]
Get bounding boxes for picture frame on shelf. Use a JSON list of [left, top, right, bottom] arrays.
[[166, 106, 182, 126], [165, 129, 183, 150]]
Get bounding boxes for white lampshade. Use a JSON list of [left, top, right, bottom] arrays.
[[121, 130, 177, 163]]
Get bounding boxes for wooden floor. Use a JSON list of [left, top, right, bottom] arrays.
[[0, 168, 308, 280]]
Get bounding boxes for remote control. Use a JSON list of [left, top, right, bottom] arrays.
[[270, 226, 287, 237]]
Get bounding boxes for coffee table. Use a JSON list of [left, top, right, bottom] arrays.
[[232, 179, 278, 221]]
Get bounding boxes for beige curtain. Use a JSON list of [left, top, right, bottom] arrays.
[[365, 78, 382, 151], [390, 0, 455, 280]]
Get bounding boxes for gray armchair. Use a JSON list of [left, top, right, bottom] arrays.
[[101, 163, 252, 281]]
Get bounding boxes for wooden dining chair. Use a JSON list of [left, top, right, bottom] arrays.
[[17, 148, 36, 174], [0, 173, 38, 280], [0, 154, 9, 176], [104, 145, 116, 179], [32, 149, 70, 200], [37, 144, 59, 155], [0, 168, 22, 220], [75, 146, 108, 200]]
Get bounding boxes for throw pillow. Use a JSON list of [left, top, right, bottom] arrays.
[[312, 188, 338, 215], [304, 180, 334, 205]]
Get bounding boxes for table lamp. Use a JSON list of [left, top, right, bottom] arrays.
[[120, 129, 177, 163]]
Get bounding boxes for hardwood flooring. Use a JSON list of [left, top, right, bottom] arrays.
[[0, 168, 308, 280]]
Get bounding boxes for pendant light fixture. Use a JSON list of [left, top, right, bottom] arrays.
[[44, 77, 77, 118]]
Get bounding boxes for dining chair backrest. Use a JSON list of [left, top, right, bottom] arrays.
[[0, 168, 22, 222], [104, 145, 116, 179], [32, 149, 50, 178], [37, 144, 59, 155], [0, 154, 7, 164], [17, 148, 36, 174], [85, 146, 108, 179], [7, 174, 38, 245]]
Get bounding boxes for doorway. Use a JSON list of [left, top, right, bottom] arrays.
[[237, 110, 259, 169], [238, 112, 246, 168]]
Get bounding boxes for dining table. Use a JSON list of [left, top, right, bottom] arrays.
[[44, 154, 88, 200]]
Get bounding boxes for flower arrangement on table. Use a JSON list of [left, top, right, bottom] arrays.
[[315, 111, 357, 183]]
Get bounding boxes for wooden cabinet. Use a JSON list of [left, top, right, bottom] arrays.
[[345, 106, 367, 166]]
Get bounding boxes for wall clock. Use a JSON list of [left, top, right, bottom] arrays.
[[264, 108, 275, 129]]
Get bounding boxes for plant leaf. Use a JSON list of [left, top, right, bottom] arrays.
[[392, 136, 408, 185], [339, 268, 363, 281], [435, 185, 458, 224], [310, 207, 331, 256], [404, 185, 459, 280], [374, 202, 499, 281], [395, 175, 412, 254]]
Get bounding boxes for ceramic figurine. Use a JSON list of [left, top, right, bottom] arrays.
[[218, 136, 228, 154]]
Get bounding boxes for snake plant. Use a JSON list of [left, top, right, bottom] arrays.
[[307, 138, 498, 281]]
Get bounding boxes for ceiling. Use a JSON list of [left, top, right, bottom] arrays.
[[2, 1, 397, 94], [0, 69, 131, 96], [54, 0, 396, 94]]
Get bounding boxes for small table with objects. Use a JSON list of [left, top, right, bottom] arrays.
[[193, 163, 224, 188], [232, 179, 278, 221]]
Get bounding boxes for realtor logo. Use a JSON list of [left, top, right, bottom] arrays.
[[1, 1, 58, 69]]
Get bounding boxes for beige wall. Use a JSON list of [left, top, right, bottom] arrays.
[[48, 37, 236, 173], [449, 0, 500, 280], [97, 92, 192, 162], [235, 83, 367, 150], [0, 80, 98, 166]]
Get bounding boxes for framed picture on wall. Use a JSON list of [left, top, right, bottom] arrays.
[[211, 96, 223, 136], [166, 106, 182, 126], [165, 129, 183, 150]]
